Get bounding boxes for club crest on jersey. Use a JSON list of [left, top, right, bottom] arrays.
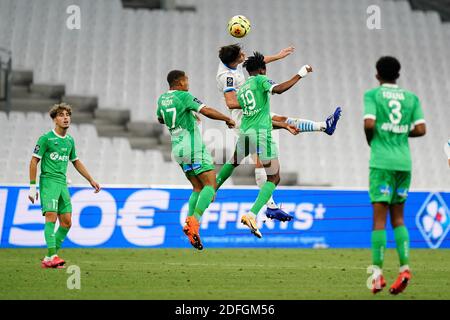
[[416, 193, 450, 249], [33, 145, 40, 154], [226, 77, 234, 87]]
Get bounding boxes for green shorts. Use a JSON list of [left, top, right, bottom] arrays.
[[173, 142, 215, 177], [39, 178, 72, 215], [369, 168, 411, 204], [236, 130, 279, 162]]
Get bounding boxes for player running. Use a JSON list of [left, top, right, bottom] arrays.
[[28, 103, 101, 268], [364, 56, 426, 295], [157, 70, 235, 250], [217, 44, 341, 222], [215, 52, 319, 238]]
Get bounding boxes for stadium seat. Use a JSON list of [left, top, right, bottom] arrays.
[[0, 0, 448, 188]]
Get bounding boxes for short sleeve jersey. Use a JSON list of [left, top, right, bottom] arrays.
[[216, 62, 246, 128], [364, 83, 425, 171], [237, 74, 277, 133], [33, 130, 78, 184], [156, 90, 205, 148]]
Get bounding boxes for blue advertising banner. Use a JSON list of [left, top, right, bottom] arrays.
[[0, 186, 449, 249]]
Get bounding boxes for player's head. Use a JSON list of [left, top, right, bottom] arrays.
[[167, 70, 189, 91], [376, 56, 401, 83], [219, 43, 245, 66], [243, 51, 266, 75], [49, 103, 72, 129]]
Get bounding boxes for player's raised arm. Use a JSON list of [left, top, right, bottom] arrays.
[[264, 46, 295, 64], [200, 106, 235, 128], [72, 159, 101, 193], [271, 65, 313, 94]]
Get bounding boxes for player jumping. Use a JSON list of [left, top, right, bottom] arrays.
[[216, 52, 319, 238], [29, 103, 101, 268], [364, 56, 426, 295], [217, 44, 341, 222], [157, 70, 235, 250]]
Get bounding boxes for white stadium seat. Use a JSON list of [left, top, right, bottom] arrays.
[[0, 0, 449, 188]]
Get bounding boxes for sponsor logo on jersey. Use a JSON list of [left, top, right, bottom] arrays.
[[50, 152, 69, 162], [226, 77, 234, 87], [193, 97, 203, 105], [416, 193, 450, 249], [267, 79, 276, 85], [33, 145, 40, 154], [381, 123, 409, 133]]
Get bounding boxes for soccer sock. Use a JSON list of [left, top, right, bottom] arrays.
[[44, 222, 57, 257], [394, 225, 410, 268], [250, 181, 277, 215], [371, 229, 387, 269], [193, 186, 215, 221], [286, 118, 325, 132], [187, 191, 200, 217], [216, 163, 235, 190], [55, 226, 70, 253], [254, 168, 277, 209]]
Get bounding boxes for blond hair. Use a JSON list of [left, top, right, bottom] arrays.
[[49, 103, 72, 119]]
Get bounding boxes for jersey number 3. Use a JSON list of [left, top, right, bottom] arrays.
[[388, 100, 402, 125]]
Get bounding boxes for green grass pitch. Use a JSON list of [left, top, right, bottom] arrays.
[[1, 248, 449, 300]]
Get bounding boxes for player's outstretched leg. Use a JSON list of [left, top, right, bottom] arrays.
[[254, 157, 293, 222], [184, 172, 216, 250], [324, 107, 342, 136], [243, 181, 276, 238]]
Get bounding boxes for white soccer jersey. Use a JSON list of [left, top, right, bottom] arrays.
[[216, 62, 246, 128], [216, 62, 278, 129]]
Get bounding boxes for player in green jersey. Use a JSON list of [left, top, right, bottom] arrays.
[[215, 52, 313, 238], [157, 70, 235, 250], [28, 103, 101, 268], [364, 56, 426, 294]]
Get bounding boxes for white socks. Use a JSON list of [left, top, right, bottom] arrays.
[[254, 168, 278, 209], [286, 118, 326, 132]]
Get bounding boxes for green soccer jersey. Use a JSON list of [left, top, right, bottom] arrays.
[[33, 130, 78, 184], [237, 75, 276, 133], [364, 83, 425, 171], [156, 90, 205, 161]]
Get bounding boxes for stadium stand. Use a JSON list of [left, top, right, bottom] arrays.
[[0, 0, 449, 189]]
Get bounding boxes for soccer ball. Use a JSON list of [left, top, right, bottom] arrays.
[[228, 15, 251, 38]]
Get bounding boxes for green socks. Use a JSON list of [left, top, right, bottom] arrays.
[[193, 186, 215, 220], [216, 163, 235, 190], [371, 226, 410, 270], [394, 225, 410, 267], [250, 181, 276, 215], [44, 222, 56, 257], [55, 226, 70, 252], [187, 192, 200, 217], [371, 229, 387, 268]]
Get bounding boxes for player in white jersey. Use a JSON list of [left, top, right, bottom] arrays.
[[216, 43, 342, 221]]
